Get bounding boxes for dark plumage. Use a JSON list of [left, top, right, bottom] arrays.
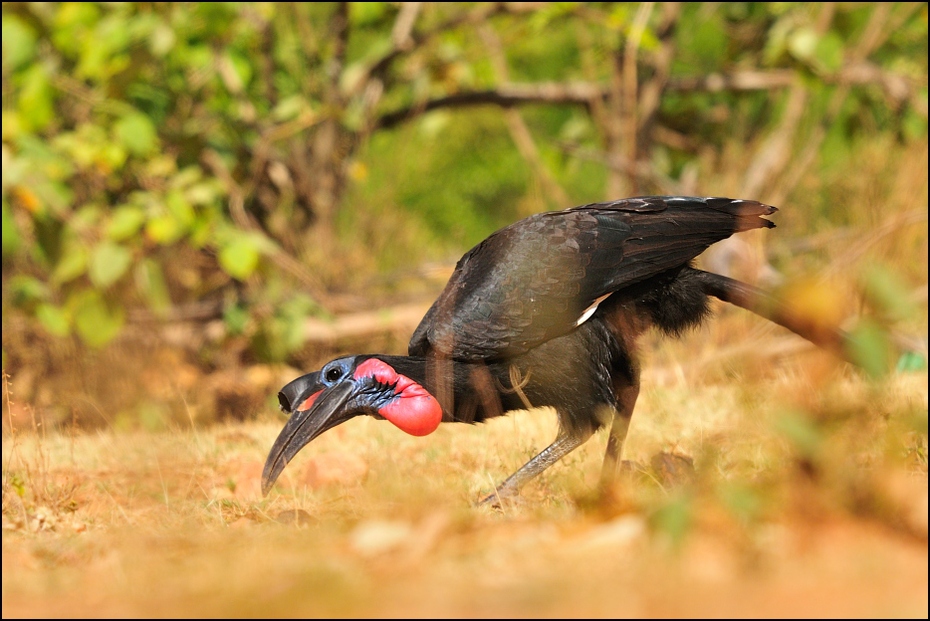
[[262, 196, 847, 505]]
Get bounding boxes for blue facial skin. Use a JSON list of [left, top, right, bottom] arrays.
[[322, 356, 402, 412], [279, 356, 401, 415], [319, 357, 356, 385]]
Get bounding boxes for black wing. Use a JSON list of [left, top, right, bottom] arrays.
[[409, 196, 775, 361]]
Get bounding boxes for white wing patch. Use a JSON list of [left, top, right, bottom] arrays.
[[575, 293, 613, 327]]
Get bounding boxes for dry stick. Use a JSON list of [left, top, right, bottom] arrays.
[[635, 3, 681, 147], [391, 1, 421, 49], [604, 16, 625, 197], [3, 371, 19, 478], [576, 17, 608, 137], [620, 1, 654, 196], [327, 2, 349, 97], [667, 70, 795, 92], [740, 82, 809, 199], [349, 2, 423, 136]]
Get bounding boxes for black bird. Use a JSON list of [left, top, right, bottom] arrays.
[[262, 196, 847, 505]]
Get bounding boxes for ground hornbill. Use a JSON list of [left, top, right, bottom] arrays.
[[262, 196, 848, 505]]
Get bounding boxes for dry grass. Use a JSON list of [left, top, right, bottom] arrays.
[[3, 341, 927, 618]]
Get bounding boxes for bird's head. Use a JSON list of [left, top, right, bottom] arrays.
[[261, 355, 443, 495]]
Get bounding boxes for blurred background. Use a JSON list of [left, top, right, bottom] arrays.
[[2, 2, 927, 431]]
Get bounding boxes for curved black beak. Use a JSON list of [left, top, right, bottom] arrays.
[[261, 380, 357, 495]]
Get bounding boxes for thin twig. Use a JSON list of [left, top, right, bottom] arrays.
[[479, 24, 571, 209]]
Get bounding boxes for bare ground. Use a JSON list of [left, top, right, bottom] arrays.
[[2, 347, 927, 618]]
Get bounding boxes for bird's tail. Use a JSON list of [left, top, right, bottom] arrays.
[[693, 269, 850, 360], [700, 196, 778, 233]]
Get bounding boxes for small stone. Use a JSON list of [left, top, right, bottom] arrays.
[[274, 509, 315, 527], [651, 452, 696, 487]]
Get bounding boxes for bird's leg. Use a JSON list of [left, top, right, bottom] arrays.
[[599, 375, 641, 490], [478, 427, 593, 508]]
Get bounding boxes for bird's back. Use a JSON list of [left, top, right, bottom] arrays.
[[409, 196, 775, 361]]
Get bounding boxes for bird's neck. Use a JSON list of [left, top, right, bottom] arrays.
[[372, 355, 510, 424]]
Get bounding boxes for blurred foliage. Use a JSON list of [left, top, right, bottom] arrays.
[[1, 2, 927, 381]]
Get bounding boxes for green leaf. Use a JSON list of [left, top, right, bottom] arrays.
[[185, 181, 221, 207], [18, 64, 54, 132], [70, 290, 125, 348], [149, 22, 176, 56], [271, 95, 310, 122], [51, 240, 89, 285], [690, 15, 728, 70], [223, 304, 250, 336], [90, 241, 133, 288], [902, 106, 928, 143], [896, 350, 928, 373], [166, 189, 195, 228], [146, 214, 184, 244], [227, 51, 253, 91], [7, 275, 49, 308], [2, 15, 38, 70], [218, 234, 264, 280], [171, 166, 203, 190], [813, 31, 844, 73], [114, 112, 158, 157], [349, 2, 389, 26], [35, 303, 71, 338], [787, 27, 818, 62], [135, 259, 171, 317], [107, 205, 147, 241]]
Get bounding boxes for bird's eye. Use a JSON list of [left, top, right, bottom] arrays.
[[325, 367, 343, 383]]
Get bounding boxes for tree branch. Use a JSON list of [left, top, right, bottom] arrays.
[[374, 83, 602, 130], [666, 70, 796, 92], [615, 1, 655, 196], [374, 60, 923, 132], [328, 2, 350, 104]]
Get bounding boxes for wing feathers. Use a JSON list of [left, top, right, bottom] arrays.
[[410, 196, 775, 361]]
